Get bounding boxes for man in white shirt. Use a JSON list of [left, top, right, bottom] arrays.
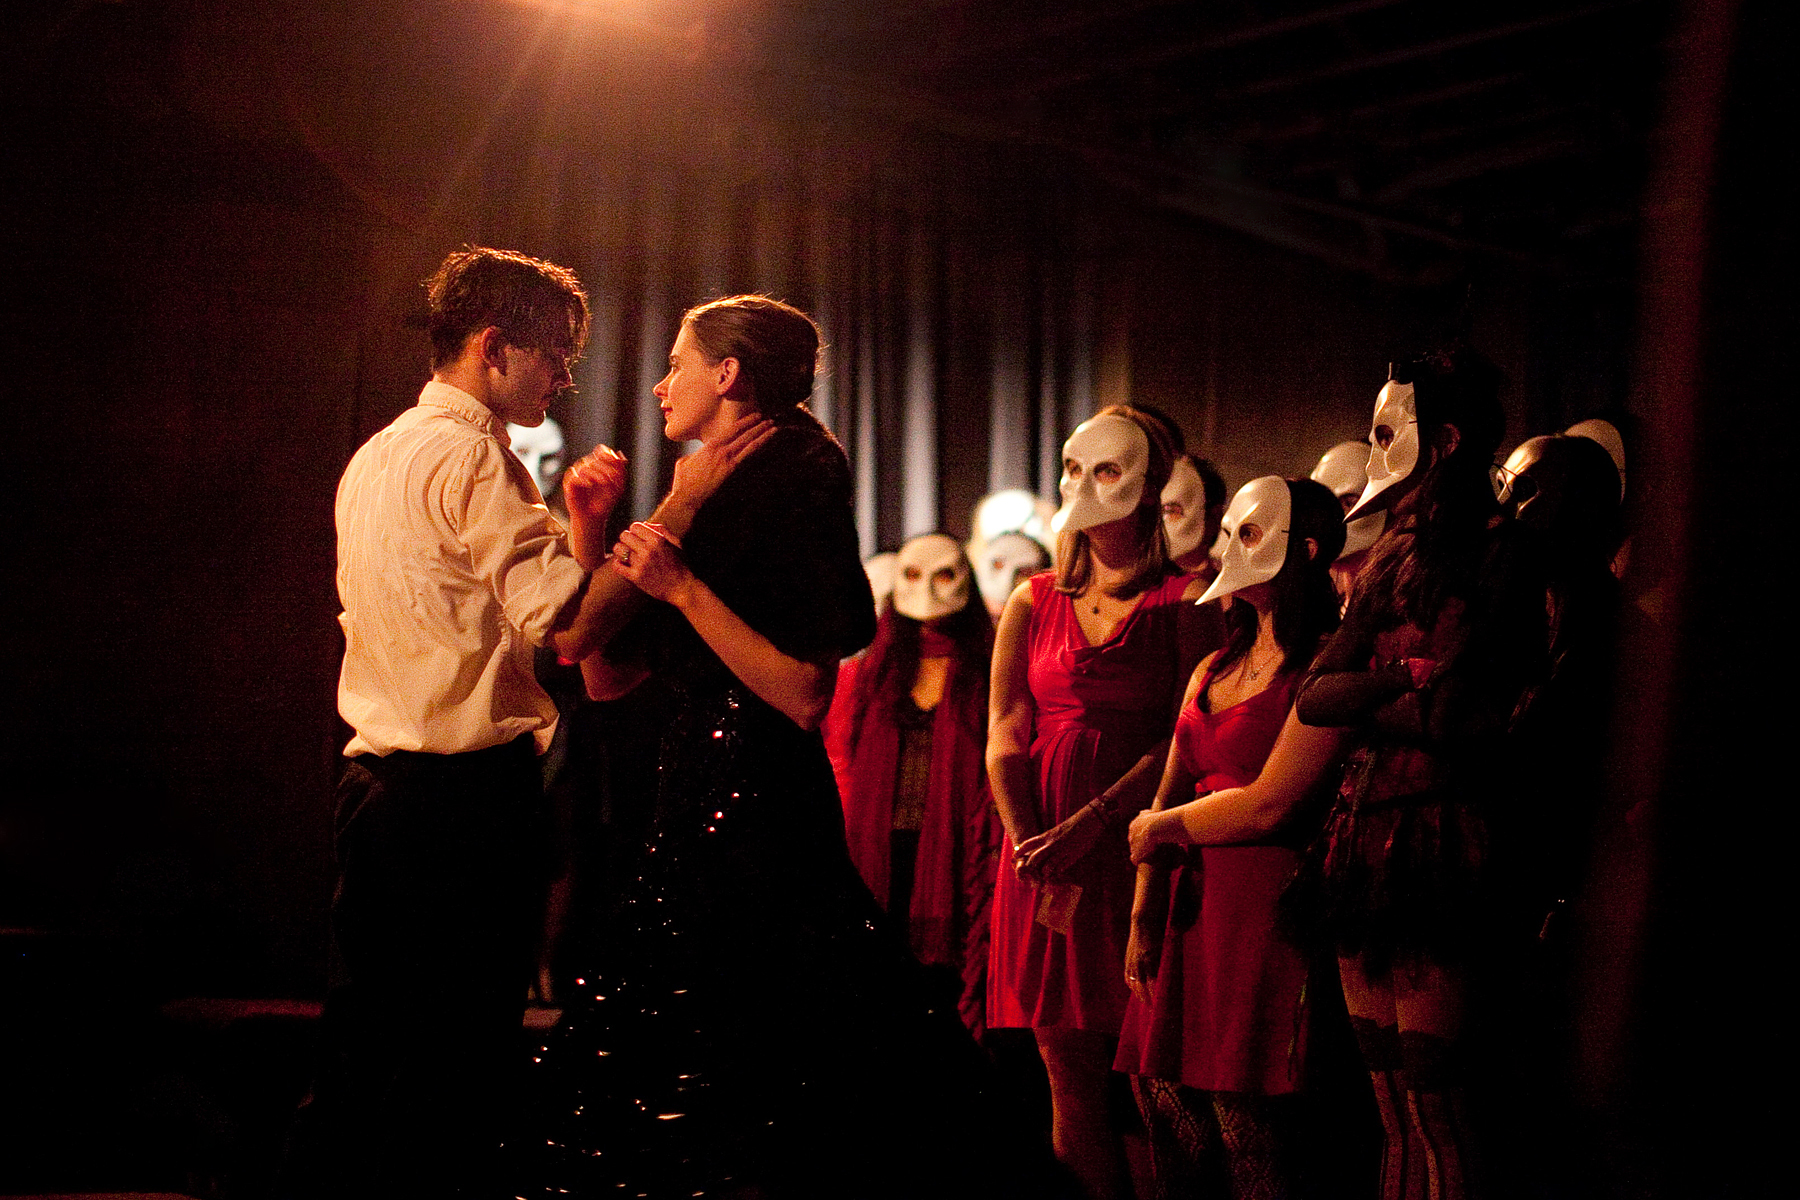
[[283, 247, 628, 1198]]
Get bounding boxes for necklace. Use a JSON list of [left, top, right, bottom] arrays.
[[1246, 644, 1280, 681]]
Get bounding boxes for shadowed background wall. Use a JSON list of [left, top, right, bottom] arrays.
[[0, 0, 1785, 1195]]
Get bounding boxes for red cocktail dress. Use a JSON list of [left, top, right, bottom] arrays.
[[1115, 663, 1311, 1093], [988, 569, 1190, 1033]]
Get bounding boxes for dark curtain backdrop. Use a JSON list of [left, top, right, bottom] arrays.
[[8, 2, 1789, 1194], [2, 0, 1629, 999]]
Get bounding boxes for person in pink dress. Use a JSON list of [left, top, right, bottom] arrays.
[[987, 405, 1220, 1199], [1119, 476, 1345, 1199]]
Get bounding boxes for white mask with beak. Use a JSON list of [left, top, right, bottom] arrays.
[[1310, 441, 1385, 557], [1346, 374, 1420, 523], [1052, 414, 1148, 536], [892, 534, 971, 622], [1199, 476, 1292, 606]]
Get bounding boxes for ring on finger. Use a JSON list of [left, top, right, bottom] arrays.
[[618, 548, 632, 567]]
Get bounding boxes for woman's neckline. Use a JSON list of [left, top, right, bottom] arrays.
[[1068, 583, 1153, 649], [1198, 661, 1295, 716]]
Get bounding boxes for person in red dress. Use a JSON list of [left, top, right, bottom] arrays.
[[1132, 351, 1544, 1200], [988, 406, 1220, 1200], [825, 532, 998, 1037], [1119, 476, 1345, 1199]]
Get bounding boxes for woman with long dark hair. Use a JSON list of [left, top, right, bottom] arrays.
[[825, 532, 998, 1036], [987, 406, 1220, 1200], [1130, 350, 1543, 1200], [1118, 476, 1344, 1198], [512, 296, 1004, 1199]]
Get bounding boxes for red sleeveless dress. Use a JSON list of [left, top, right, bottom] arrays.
[[988, 570, 1190, 1034], [1114, 664, 1311, 1094]]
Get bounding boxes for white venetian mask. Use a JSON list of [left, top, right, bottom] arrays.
[[1310, 440, 1385, 558], [975, 532, 1050, 614], [1199, 476, 1292, 606], [892, 534, 971, 623], [507, 416, 565, 502], [972, 488, 1057, 548], [1345, 378, 1420, 523], [1161, 458, 1211, 562], [1051, 414, 1148, 536]]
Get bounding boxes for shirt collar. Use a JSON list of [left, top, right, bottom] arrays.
[[419, 380, 507, 440]]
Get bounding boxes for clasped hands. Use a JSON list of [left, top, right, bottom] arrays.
[[1012, 801, 1108, 885], [560, 413, 776, 588], [609, 521, 690, 605]]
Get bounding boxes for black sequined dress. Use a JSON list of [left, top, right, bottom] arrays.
[[508, 409, 995, 1199]]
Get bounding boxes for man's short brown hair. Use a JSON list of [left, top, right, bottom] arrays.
[[425, 246, 590, 371]]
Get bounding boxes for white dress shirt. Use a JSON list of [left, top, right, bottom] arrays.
[[336, 381, 585, 757]]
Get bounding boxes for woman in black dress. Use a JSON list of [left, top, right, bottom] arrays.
[[509, 297, 1006, 1200], [1287, 349, 1544, 1200]]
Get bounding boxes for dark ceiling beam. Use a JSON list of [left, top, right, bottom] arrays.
[[1342, 71, 1530, 122], [535, 1, 1581, 276], [1103, 68, 1528, 133], [1369, 131, 1595, 200], [1366, 101, 1601, 155], [1271, 100, 1601, 180], [1225, 0, 1648, 99], [1097, 166, 1406, 282], [771, 48, 1561, 270], [926, 0, 1197, 59], [989, 0, 1420, 98]]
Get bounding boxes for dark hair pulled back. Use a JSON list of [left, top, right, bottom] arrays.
[[1216, 478, 1344, 677], [1355, 345, 1507, 626], [683, 295, 822, 413]]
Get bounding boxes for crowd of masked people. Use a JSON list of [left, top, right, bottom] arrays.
[[301, 244, 1630, 1200], [512, 347, 1626, 1200]]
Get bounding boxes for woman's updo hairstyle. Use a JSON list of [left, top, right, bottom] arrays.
[[683, 295, 822, 413], [1288, 476, 1349, 569], [1401, 345, 1506, 479]]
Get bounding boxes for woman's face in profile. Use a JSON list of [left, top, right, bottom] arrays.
[[655, 323, 726, 442]]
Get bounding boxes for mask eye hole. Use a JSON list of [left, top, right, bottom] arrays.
[[933, 568, 957, 587], [1064, 459, 1082, 480], [1510, 476, 1539, 505], [902, 566, 922, 581], [1239, 522, 1264, 550], [1162, 501, 1185, 519], [1374, 425, 1396, 450], [1093, 462, 1122, 485], [1339, 493, 1357, 515]]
